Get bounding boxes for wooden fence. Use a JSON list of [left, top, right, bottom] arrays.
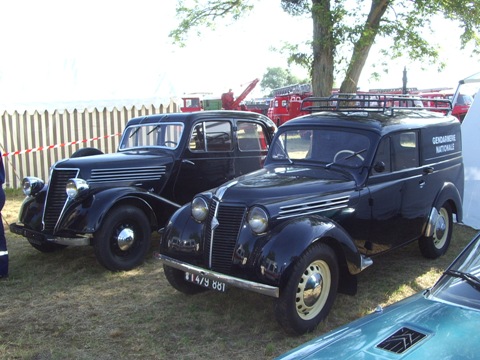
[[1, 101, 179, 189]]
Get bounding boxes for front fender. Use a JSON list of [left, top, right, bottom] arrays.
[[254, 216, 363, 287], [58, 187, 180, 234], [158, 203, 205, 258]]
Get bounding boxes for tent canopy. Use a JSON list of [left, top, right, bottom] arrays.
[[460, 72, 480, 230]]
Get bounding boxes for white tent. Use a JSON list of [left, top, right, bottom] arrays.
[[460, 72, 480, 230]]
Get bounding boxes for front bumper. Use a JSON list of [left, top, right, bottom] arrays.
[[9, 223, 91, 246], [155, 253, 280, 298]]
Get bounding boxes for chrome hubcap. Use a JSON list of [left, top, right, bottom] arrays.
[[433, 208, 448, 249], [296, 260, 331, 320], [117, 227, 135, 251], [303, 273, 323, 307]]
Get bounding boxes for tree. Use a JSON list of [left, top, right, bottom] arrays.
[[260, 67, 308, 95], [170, 0, 480, 96]]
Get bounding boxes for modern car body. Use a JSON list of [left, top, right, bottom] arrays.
[[156, 94, 464, 334], [276, 230, 480, 359], [10, 111, 276, 271]]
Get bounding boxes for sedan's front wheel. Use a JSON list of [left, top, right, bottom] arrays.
[[275, 243, 339, 335], [93, 205, 151, 271]]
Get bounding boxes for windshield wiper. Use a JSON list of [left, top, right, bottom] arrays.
[[147, 124, 161, 135], [444, 269, 480, 291]]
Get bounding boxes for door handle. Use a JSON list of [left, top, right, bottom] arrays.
[[423, 166, 434, 174]]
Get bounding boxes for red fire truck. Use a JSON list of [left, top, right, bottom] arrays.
[[266, 84, 312, 126], [180, 79, 260, 113]]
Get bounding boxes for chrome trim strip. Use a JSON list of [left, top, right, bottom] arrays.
[[49, 236, 91, 246], [278, 196, 350, 220], [156, 253, 280, 298], [208, 199, 219, 268]]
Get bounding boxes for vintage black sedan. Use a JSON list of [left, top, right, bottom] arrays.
[[10, 111, 276, 271], [156, 95, 464, 334]]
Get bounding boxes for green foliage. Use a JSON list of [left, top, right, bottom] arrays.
[[260, 67, 308, 95], [170, 0, 255, 47], [169, 0, 480, 94]]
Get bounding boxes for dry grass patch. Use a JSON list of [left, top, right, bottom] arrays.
[[0, 190, 477, 359]]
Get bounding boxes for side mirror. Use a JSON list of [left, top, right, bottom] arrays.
[[373, 161, 386, 173]]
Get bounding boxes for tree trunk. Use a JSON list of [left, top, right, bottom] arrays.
[[311, 0, 334, 96], [339, 0, 390, 93]]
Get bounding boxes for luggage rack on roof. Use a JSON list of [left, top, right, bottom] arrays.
[[300, 93, 453, 115]]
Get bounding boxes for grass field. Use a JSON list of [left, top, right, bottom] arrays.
[[0, 189, 477, 359]]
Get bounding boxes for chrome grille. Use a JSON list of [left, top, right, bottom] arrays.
[[278, 196, 350, 219], [204, 200, 246, 273], [89, 166, 166, 183], [43, 169, 79, 232], [376, 327, 427, 354]]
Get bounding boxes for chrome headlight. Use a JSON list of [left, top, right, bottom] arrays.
[[247, 206, 269, 234], [22, 177, 44, 196], [66, 178, 89, 199], [191, 197, 209, 222]]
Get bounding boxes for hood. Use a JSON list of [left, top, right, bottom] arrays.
[[215, 165, 357, 205], [53, 151, 174, 189], [277, 292, 480, 359]]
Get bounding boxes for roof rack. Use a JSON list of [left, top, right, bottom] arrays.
[[300, 93, 452, 115]]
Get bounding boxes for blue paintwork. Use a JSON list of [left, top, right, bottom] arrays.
[[277, 232, 480, 359]]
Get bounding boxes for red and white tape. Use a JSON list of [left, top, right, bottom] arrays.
[[2, 133, 121, 157]]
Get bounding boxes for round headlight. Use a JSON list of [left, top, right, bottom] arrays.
[[22, 177, 44, 196], [66, 178, 89, 199], [248, 206, 269, 234], [191, 197, 209, 222]]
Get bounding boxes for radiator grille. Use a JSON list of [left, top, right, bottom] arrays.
[[43, 169, 79, 232], [204, 200, 246, 273]]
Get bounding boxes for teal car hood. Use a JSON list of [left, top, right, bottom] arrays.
[[277, 292, 480, 359]]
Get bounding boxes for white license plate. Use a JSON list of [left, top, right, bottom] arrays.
[[185, 272, 227, 292]]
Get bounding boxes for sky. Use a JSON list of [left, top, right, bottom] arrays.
[[0, 0, 479, 112]]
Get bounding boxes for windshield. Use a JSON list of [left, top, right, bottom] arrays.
[[119, 123, 184, 151], [269, 129, 370, 168], [428, 233, 480, 310]]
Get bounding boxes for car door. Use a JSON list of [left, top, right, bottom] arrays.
[[365, 131, 429, 255], [234, 120, 271, 176], [174, 119, 236, 204]]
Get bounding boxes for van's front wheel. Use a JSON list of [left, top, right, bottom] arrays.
[[275, 243, 339, 335]]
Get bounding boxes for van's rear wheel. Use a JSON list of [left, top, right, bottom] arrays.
[[419, 203, 452, 259], [275, 243, 339, 335]]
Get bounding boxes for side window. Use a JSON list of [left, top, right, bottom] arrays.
[[373, 137, 392, 174], [189, 121, 233, 152], [237, 121, 268, 151], [189, 123, 206, 151], [392, 131, 419, 170]]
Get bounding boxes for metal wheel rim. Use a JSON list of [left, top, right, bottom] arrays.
[[295, 259, 331, 320], [433, 207, 449, 249]]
